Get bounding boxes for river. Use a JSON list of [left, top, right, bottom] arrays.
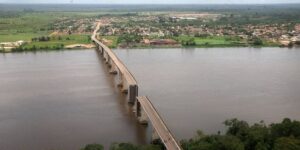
[[0, 50, 147, 150], [114, 47, 300, 139], [0, 47, 300, 150]]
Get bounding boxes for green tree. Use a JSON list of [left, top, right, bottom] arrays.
[[274, 137, 300, 150], [252, 37, 263, 46], [81, 144, 104, 150]]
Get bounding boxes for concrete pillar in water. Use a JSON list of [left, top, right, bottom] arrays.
[[121, 80, 128, 94], [129, 85, 138, 104], [136, 101, 148, 125], [117, 73, 123, 88], [103, 51, 107, 60], [109, 62, 118, 75], [100, 46, 104, 55], [152, 129, 160, 142], [118, 73, 128, 94], [107, 57, 112, 68]]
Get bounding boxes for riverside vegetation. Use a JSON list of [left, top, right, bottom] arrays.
[[81, 118, 300, 150]]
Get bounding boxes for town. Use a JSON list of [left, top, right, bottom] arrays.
[[1, 5, 300, 52]]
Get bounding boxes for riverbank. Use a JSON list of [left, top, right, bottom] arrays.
[[0, 35, 295, 53], [0, 34, 94, 53], [100, 35, 282, 49], [1, 44, 294, 53]]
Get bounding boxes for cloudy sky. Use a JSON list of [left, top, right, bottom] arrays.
[[0, 0, 299, 4]]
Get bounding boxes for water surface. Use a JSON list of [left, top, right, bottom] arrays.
[[0, 50, 146, 150], [114, 47, 300, 139]]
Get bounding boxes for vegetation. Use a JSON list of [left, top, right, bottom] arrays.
[[101, 36, 119, 48], [181, 118, 300, 150], [117, 33, 142, 46], [2, 4, 300, 51], [176, 36, 246, 47], [110, 143, 163, 150], [11, 34, 91, 52], [80, 118, 300, 150], [81, 144, 104, 150]]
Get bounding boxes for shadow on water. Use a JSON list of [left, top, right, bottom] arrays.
[[94, 49, 149, 145]]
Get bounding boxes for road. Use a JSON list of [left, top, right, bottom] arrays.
[[92, 22, 182, 150], [137, 96, 182, 150], [91, 22, 137, 85]]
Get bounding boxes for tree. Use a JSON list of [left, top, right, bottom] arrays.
[[81, 144, 104, 150], [252, 37, 263, 46], [274, 137, 300, 150], [181, 37, 196, 46], [270, 118, 300, 139], [0, 44, 4, 51], [118, 33, 142, 46]]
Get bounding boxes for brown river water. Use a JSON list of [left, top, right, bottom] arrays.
[[0, 47, 300, 150]]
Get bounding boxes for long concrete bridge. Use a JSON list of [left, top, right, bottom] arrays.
[[92, 22, 182, 150]]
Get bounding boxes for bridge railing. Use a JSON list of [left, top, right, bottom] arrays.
[[92, 24, 137, 85], [137, 96, 182, 150], [92, 23, 138, 103], [92, 23, 182, 150]]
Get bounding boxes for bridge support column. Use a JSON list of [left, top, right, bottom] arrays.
[[136, 100, 148, 125], [152, 129, 160, 142], [103, 51, 109, 62], [99, 46, 104, 56], [108, 57, 113, 68], [95, 44, 99, 51], [97, 45, 103, 55], [128, 85, 138, 104], [118, 74, 128, 94], [109, 62, 118, 75], [117, 73, 123, 88]]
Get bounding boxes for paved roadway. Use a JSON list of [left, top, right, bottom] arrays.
[[91, 22, 137, 85], [138, 96, 182, 150], [92, 22, 182, 150]]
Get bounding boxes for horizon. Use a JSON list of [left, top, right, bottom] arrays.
[[1, 0, 300, 4], [1, 3, 300, 5]]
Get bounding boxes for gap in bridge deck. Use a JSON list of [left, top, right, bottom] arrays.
[[95, 49, 152, 144]]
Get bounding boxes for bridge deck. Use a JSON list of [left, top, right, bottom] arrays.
[[92, 22, 137, 85], [92, 22, 182, 150], [137, 96, 182, 150]]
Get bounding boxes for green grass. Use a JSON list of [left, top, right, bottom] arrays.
[[0, 11, 97, 43], [101, 36, 119, 48], [23, 34, 91, 49], [178, 35, 245, 47], [0, 33, 48, 42]]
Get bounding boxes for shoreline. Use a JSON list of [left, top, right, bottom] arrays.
[[1, 45, 298, 53]]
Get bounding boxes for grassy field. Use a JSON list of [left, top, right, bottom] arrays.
[[178, 35, 246, 47], [0, 33, 48, 42], [101, 36, 119, 48], [22, 34, 92, 50], [0, 11, 97, 43]]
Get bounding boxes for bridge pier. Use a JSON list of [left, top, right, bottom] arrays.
[[104, 51, 109, 64], [100, 46, 104, 55], [117, 73, 123, 88], [129, 85, 138, 104], [136, 100, 148, 125], [93, 23, 182, 150], [109, 62, 118, 75], [152, 129, 160, 143]]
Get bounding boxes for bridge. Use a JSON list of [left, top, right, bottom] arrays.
[[92, 22, 182, 150]]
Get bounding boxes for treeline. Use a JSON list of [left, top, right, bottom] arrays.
[[31, 36, 73, 42], [81, 143, 163, 150], [11, 44, 64, 52], [31, 36, 51, 42], [117, 33, 143, 45], [81, 118, 300, 150], [182, 118, 300, 150]]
